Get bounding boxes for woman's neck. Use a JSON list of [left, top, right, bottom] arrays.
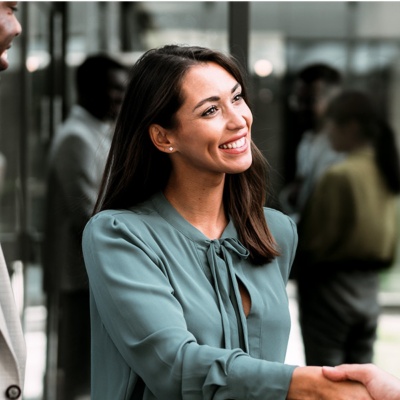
[[163, 174, 228, 239]]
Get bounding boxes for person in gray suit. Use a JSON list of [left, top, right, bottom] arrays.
[[42, 55, 128, 400], [0, 2, 24, 399]]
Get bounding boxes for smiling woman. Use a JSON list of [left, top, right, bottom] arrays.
[[149, 62, 253, 181], [82, 45, 374, 400]]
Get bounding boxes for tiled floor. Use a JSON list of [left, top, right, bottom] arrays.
[[22, 274, 400, 400]]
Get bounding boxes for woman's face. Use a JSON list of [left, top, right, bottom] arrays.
[[167, 62, 253, 178]]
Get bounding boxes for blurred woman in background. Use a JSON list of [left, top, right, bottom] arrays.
[[296, 90, 400, 367]]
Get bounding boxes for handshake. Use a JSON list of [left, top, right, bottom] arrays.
[[322, 363, 400, 400]]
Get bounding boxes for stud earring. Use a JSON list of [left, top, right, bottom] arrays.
[[168, 146, 174, 152]]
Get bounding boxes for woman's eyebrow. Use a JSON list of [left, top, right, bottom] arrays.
[[192, 82, 241, 112]]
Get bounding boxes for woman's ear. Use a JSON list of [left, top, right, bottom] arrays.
[[149, 124, 175, 153]]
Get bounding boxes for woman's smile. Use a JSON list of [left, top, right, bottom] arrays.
[[219, 135, 247, 150]]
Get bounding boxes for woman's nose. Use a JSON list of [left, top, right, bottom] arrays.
[[226, 106, 246, 130]]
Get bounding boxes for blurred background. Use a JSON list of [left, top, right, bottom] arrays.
[[1, 2, 400, 399]]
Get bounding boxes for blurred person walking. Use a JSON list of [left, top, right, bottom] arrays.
[[296, 90, 400, 366], [281, 64, 344, 222], [0, 2, 24, 399], [42, 54, 128, 400]]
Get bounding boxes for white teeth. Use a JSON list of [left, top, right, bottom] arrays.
[[219, 137, 245, 150]]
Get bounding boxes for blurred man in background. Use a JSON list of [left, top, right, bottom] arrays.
[[43, 54, 128, 400]]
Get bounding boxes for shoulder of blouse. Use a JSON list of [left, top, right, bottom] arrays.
[[263, 207, 298, 261], [84, 206, 159, 233], [263, 207, 297, 238]]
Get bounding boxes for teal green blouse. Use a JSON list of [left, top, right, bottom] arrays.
[[82, 191, 298, 399]]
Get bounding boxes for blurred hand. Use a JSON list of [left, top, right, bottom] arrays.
[[322, 364, 400, 400]]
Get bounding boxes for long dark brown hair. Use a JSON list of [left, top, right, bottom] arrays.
[[94, 45, 279, 264]]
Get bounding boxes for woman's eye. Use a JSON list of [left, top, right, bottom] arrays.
[[233, 93, 243, 102], [202, 106, 218, 117]]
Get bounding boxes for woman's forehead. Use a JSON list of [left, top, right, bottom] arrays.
[[180, 63, 239, 102]]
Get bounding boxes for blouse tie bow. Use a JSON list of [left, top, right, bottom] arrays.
[[206, 238, 250, 352]]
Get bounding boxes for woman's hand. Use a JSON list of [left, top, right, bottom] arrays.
[[287, 366, 373, 400], [322, 363, 400, 400]]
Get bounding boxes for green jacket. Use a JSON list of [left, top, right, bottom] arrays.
[[298, 146, 398, 268]]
